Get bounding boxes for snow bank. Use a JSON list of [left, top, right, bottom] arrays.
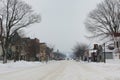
[[0, 60, 42, 74], [81, 59, 120, 80]]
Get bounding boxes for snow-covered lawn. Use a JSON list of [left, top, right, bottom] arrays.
[[0, 60, 120, 80]]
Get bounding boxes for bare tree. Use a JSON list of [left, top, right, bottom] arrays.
[[85, 0, 120, 41], [73, 43, 88, 61], [0, 0, 40, 63], [46, 46, 54, 60]]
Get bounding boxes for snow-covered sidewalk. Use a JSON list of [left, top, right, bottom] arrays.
[[0, 60, 120, 80]]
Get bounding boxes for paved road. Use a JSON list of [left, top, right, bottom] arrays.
[[0, 61, 119, 80]]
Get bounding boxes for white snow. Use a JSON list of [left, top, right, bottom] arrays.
[[0, 60, 120, 80], [0, 60, 42, 74]]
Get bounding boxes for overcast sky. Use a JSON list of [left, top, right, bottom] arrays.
[[23, 0, 103, 53]]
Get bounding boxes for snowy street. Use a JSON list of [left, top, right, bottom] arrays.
[[0, 60, 120, 80]]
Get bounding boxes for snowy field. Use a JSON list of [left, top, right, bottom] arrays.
[[0, 60, 120, 80]]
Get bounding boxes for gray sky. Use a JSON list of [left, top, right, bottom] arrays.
[[24, 0, 103, 53]]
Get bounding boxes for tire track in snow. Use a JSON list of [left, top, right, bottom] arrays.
[[40, 62, 66, 80]]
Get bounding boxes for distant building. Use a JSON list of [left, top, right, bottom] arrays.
[[39, 43, 47, 61]]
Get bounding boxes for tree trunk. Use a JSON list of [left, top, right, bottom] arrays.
[[1, 41, 7, 64], [3, 49, 8, 64], [3, 54, 7, 63]]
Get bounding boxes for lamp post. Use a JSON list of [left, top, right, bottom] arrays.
[[103, 43, 106, 63]]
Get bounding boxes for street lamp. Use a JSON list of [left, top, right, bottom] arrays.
[[103, 43, 106, 63]]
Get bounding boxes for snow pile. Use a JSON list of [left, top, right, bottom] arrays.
[[81, 60, 120, 80], [7, 61, 41, 68], [106, 59, 120, 64]]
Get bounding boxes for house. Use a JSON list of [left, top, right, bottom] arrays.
[[90, 43, 114, 60], [88, 44, 104, 62], [11, 32, 40, 61], [39, 43, 47, 61], [25, 38, 40, 61], [18, 38, 31, 60], [104, 49, 114, 59], [113, 48, 120, 59], [0, 32, 50, 61]]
